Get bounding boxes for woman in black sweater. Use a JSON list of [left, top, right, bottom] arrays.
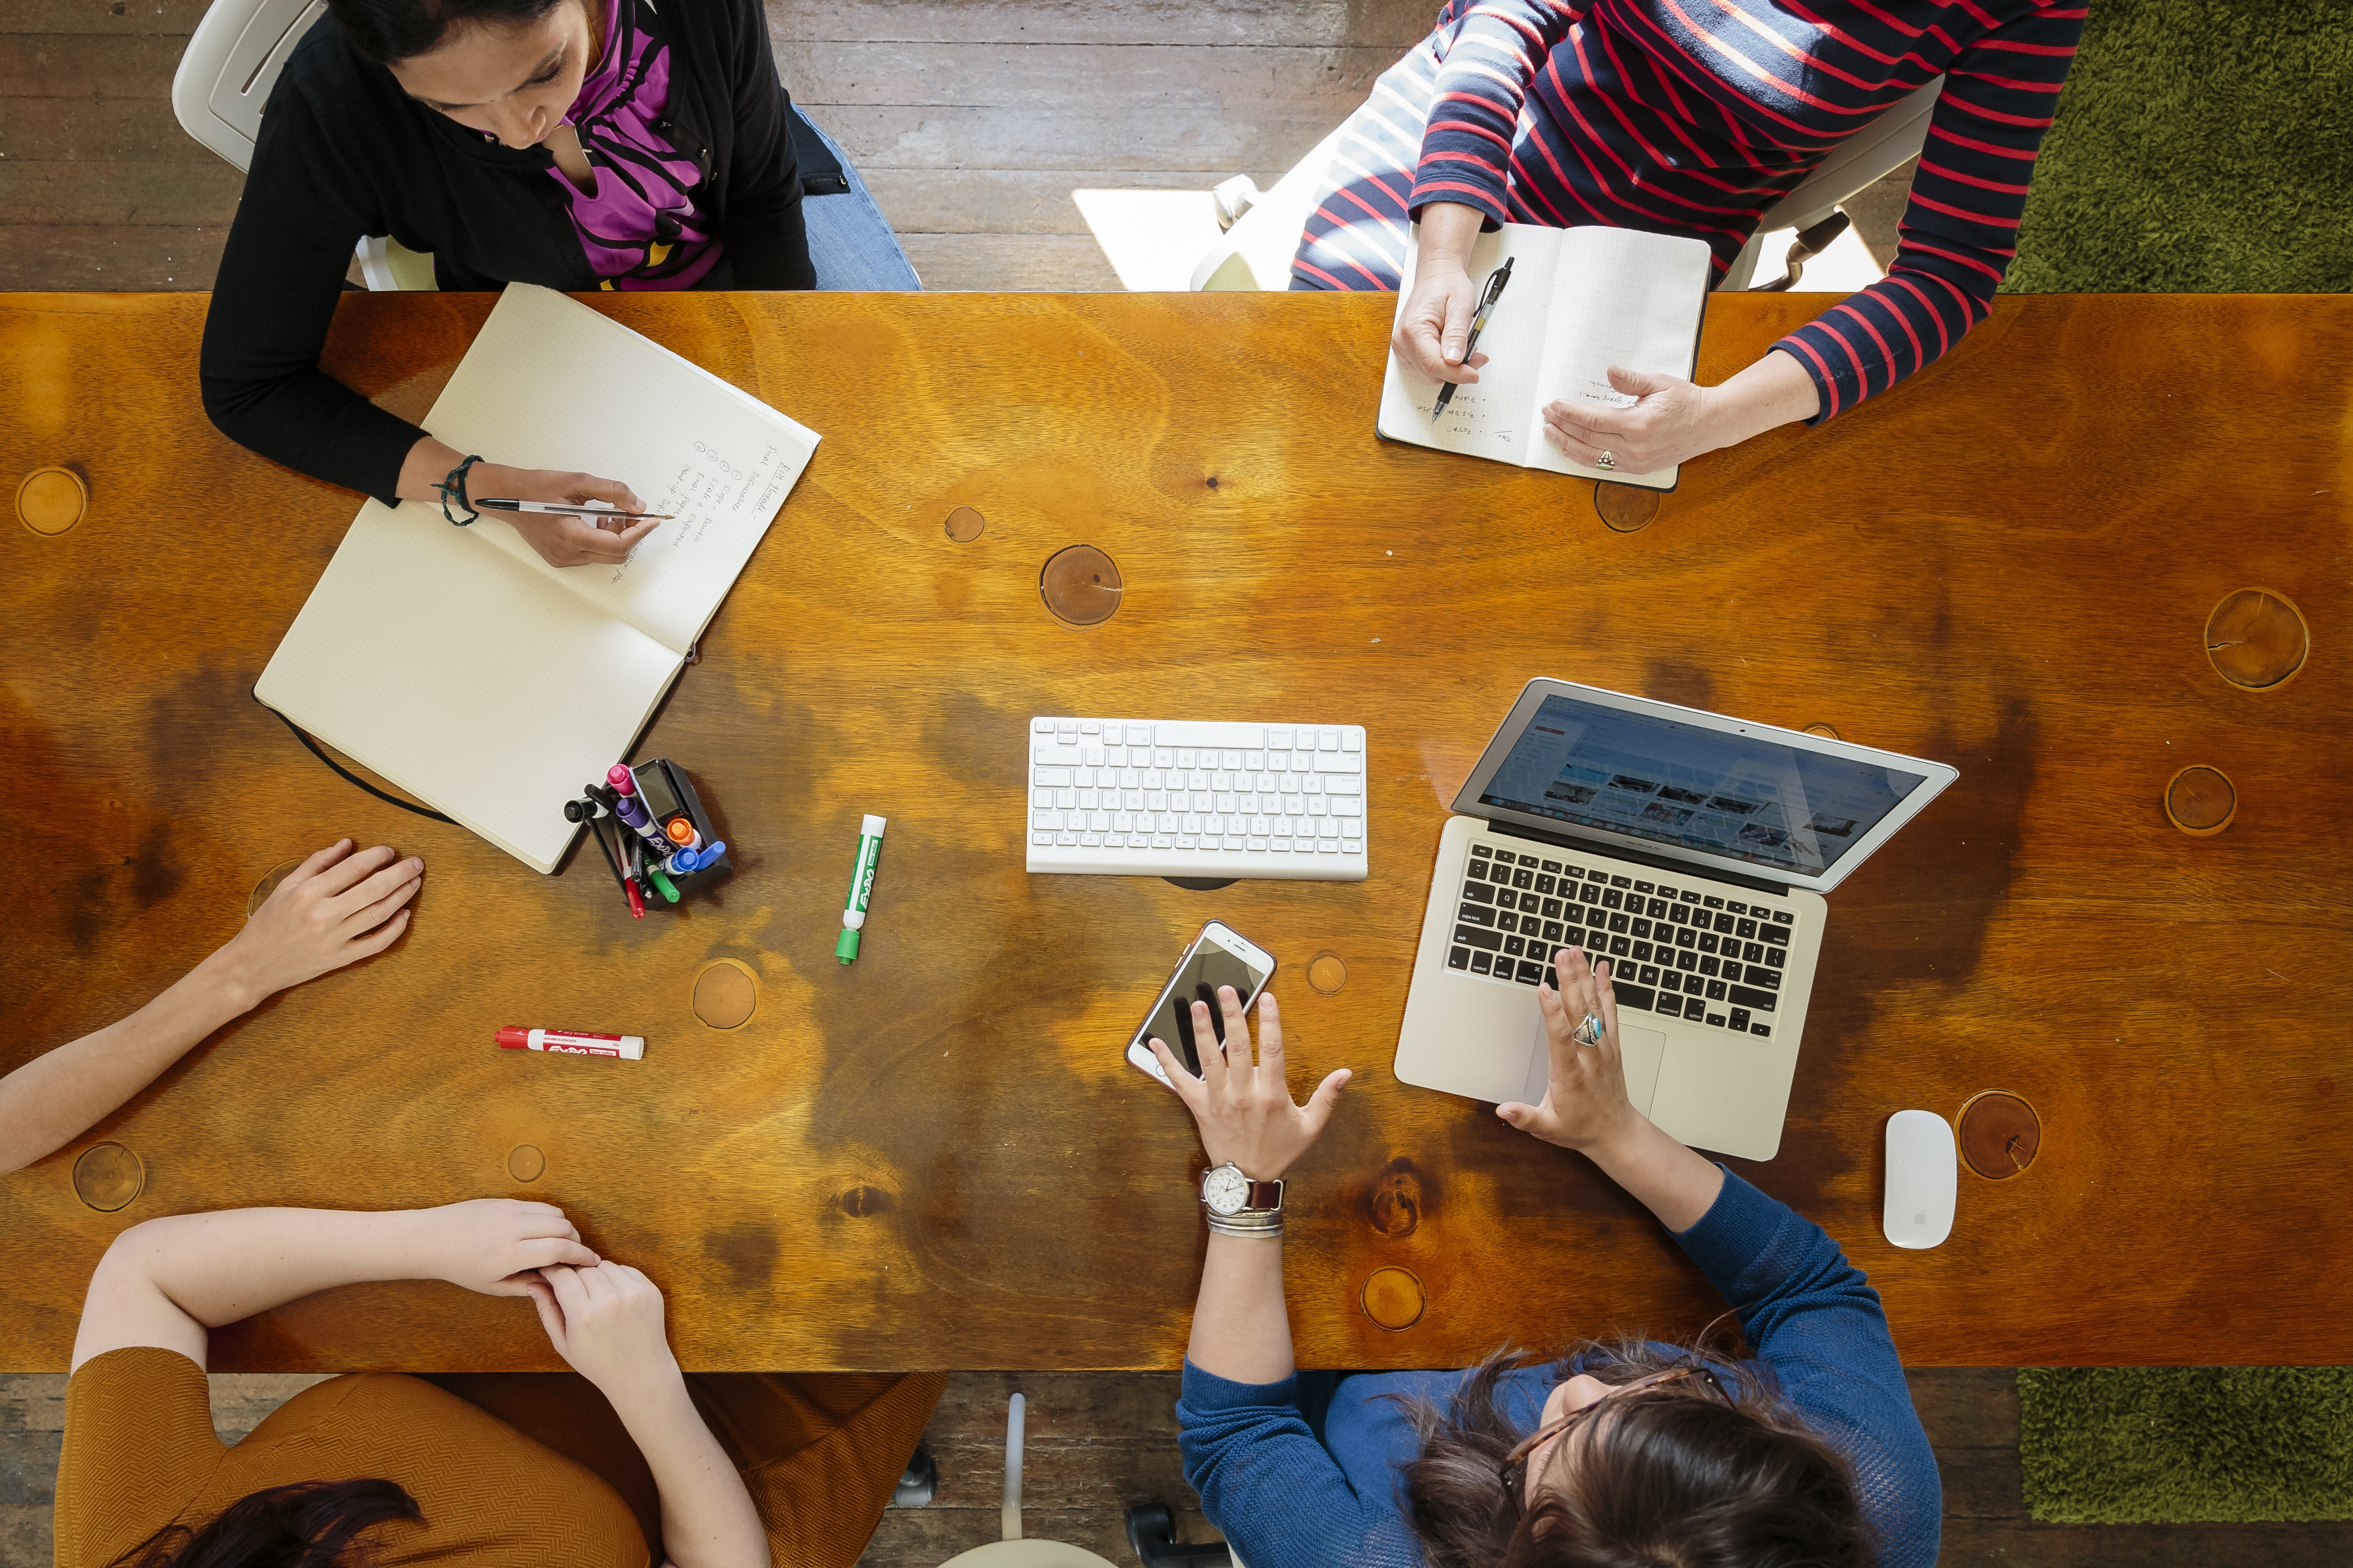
[[202, 0, 831, 566]]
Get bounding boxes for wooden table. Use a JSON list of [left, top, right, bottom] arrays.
[[3, 289, 2347, 1372]]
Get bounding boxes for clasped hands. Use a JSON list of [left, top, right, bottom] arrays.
[[1147, 946, 1650, 1181], [409, 1198, 680, 1403]]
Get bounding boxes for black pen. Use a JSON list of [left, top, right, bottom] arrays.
[[1432, 255, 1515, 419]]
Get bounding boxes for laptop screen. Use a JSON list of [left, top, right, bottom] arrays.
[[1477, 693, 1930, 878]]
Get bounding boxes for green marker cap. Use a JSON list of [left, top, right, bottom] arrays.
[[836, 927, 861, 963]]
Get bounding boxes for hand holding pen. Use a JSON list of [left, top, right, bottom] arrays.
[[1431, 255, 1514, 418]]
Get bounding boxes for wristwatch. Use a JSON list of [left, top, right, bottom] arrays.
[[1200, 1162, 1285, 1238]]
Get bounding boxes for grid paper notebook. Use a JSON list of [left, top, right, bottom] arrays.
[[1377, 223, 1714, 492], [257, 284, 819, 873]]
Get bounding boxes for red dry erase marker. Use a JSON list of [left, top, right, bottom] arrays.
[[497, 1027, 645, 1061]]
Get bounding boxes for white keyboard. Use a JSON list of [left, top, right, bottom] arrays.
[[1025, 718, 1368, 881]]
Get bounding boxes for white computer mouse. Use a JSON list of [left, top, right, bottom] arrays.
[[1883, 1109, 1956, 1250]]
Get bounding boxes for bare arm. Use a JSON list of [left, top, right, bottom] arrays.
[[1150, 990, 1350, 1387], [0, 841, 420, 1174], [70, 1199, 598, 1372], [527, 1264, 768, 1568], [1498, 945, 1725, 1233], [396, 436, 664, 569]]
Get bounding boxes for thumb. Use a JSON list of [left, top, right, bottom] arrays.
[[1497, 1102, 1528, 1127], [1607, 366, 1672, 400], [524, 1277, 568, 1351], [1300, 1068, 1352, 1135], [1441, 288, 1475, 364]]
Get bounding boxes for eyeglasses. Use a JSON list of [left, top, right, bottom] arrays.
[[1498, 1365, 1737, 1515]]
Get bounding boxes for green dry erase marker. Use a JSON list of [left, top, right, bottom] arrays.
[[836, 814, 887, 963]]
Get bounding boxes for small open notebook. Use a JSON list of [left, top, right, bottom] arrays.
[[1377, 223, 1714, 491], [257, 284, 818, 873]]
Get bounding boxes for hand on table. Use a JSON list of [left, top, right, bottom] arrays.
[[526, 1260, 680, 1404], [1497, 946, 1642, 1154], [1149, 989, 1350, 1180], [1541, 367, 1719, 474], [479, 464, 662, 568], [413, 1199, 599, 1298], [209, 839, 421, 1008]]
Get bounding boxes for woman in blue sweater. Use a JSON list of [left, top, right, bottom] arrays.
[[1150, 946, 1940, 1567]]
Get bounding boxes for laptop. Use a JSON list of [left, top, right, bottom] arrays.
[[1393, 678, 1957, 1160]]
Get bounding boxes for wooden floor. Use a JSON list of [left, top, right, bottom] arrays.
[[4, 2, 2346, 1564], [0, 0, 1906, 292]]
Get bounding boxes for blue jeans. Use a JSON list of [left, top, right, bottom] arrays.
[[796, 111, 922, 292]]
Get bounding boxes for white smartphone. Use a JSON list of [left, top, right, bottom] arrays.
[[1125, 920, 1278, 1088]]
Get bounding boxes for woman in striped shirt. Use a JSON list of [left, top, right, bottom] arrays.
[[1299, 0, 2086, 475]]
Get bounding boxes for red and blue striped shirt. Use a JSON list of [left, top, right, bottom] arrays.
[[1399, 0, 2086, 420]]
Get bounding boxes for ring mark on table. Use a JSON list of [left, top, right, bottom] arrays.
[[944, 505, 985, 543], [1804, 723, 1840, 741], [1956, 1091, 2041, 1180], [1360, 1265, 1426, 1331], [2164, 765, 2235, 835], [1307, 951, 1348, 994], [17, 467, 87, 536], [1594, 482, 1660, 533], [247, 859, 305, 918], [1039, 544, 1122, 626], [2204, 587, 2308, 691], [508, 1144, 546, 1183], [73, 1142, 144, 1212], [693, 958, 759, 1029]]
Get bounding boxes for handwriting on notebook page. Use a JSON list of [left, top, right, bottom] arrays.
[[603, 439, 787, 585]]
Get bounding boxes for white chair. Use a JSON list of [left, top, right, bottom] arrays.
[[1185, 78, 1942, 295], [936, 1393, 1119, 1568], [171, 0, 436, 290]]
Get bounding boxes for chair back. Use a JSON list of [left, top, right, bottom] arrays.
[[1755, 77, 1943, 235], [171, 0, 330, 174]]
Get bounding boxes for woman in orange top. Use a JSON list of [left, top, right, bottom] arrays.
[[59, 1198, 941, 1567]]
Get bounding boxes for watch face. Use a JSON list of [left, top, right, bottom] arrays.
[[1203, 1165, 1250, 1215]]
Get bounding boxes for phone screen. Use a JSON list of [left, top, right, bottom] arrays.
[[1139, 935, 1273, 1076]]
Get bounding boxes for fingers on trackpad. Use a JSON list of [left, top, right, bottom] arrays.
[[1529, 1018, 1669, 1117]]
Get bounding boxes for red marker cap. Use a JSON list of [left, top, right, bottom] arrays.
[[496, 1027, 530, 1050]]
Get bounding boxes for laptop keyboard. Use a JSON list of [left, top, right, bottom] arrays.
[[1025, 718, 1367, 880], [1447, 842, 1795, 1039]]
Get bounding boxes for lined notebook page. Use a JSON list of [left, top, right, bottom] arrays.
[[1525, 227, 1714, 487], [255, 501, 679, 873], [436, 285, 819, 654], [1377, 225, 1563, 466]]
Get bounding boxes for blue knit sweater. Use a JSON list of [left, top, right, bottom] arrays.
[[1177, 1170, 1939, 1567]]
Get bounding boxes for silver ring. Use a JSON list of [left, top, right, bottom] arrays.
[[1573, 1013, 1605, 1048], [1596, 450, 1617, 470]]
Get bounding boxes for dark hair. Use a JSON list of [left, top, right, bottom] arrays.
[[1398, 1332, 1874, 1568], [328, 0, 572, 65], [111, 1480, 423, 1568]]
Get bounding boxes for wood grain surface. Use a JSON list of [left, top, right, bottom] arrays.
[[2, 289, 2347, 1373]]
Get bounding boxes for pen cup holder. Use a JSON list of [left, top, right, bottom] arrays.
[[620, 759, 733, 906]]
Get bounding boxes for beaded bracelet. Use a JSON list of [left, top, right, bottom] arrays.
[[436, 454, 485, 526]]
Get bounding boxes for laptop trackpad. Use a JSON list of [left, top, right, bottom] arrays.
[[1525, 1018, 1669, 1118]]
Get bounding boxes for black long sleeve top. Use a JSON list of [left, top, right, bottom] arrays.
[[199, 0, 812, 505]]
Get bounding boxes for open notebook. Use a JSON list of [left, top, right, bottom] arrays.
[[257, 284, 819, 873], [1377, 223, 1714, 491]]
